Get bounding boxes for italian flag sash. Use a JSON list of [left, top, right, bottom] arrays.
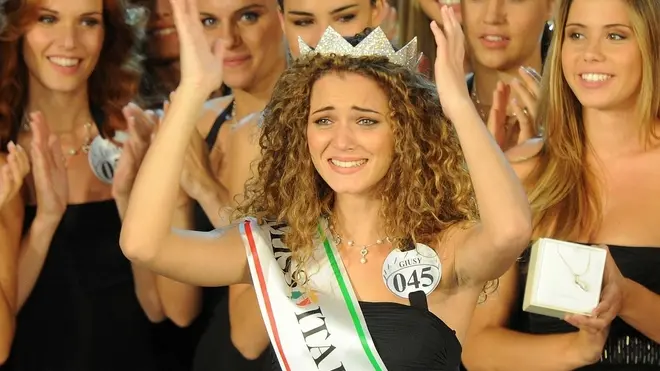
[[239, 218, 388, 371]]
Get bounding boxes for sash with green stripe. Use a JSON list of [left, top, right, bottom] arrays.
[[239, 217, 388, 371]]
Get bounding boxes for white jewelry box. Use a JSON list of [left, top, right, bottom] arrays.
[[522, 238, 607, 319]]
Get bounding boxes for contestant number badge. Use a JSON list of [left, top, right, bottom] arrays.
[[88, 136, 122, 184], [382, 243, 442, 298]]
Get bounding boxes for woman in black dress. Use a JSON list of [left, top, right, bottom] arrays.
[[121, 2, 533, 370], [463, 0, 660, 369], [0, 0, 170, 369]]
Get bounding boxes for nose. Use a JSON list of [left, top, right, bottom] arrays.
[[57, 23, 78, 50], [332, 121, 357, 151], [220, 21, 241, 49], [483, 0, 506, 25], [153, 0, 172, 19], [582, 37, 605, 62]]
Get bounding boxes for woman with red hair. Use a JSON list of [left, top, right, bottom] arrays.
[[0, 0, 163, 369]]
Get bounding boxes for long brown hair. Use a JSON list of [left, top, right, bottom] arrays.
[[527, 0, 660, 240], [238, 53, 478, 281], [0, 0, 144, 149]]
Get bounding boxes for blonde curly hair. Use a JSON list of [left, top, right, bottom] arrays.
[[237, 51, 480, 285]]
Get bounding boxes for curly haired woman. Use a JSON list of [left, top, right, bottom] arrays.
[[121, 1, 532, 370]]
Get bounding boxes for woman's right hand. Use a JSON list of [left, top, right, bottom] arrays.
[[171, 0, 225, 95], [29, 112, 68, 220], [0, 141, 30, 210], [510, 66, 541, 143], [488, 67, 541, 152]]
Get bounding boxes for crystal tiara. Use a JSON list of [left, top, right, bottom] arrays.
[[297, 26, 421, 70]]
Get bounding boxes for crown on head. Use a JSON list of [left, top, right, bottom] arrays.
[[297, 27, 421, 70]]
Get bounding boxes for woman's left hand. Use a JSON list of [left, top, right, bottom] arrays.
[[430, 5, 470, 119], [112, 103, 158, 202]]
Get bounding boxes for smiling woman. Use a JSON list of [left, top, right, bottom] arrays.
[[0, 0, 163, 370]]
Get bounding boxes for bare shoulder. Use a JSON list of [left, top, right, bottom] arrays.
[[506, 137, 543, 181], [232, 113, 263, 146], [196, 95, 234, 136]]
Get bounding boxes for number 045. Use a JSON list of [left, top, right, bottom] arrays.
[[391, 267, 434, 293]]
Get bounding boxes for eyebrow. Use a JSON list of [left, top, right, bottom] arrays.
[[311, 105, 382, 115], [199, 4, 265, 19], [565, 22, 632, 29], [39, 7, 102, 17], [287, 4, 358, 17]]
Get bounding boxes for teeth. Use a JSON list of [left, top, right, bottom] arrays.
[[581, 73, 612, 82], [48, 57, 80, 67], [330, 159, 367, 168], [484, 35, 505, 41], [153, 27, 176, 36]]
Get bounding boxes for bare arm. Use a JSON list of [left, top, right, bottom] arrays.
[[462, 265, 591, 371], [430, 13, 531, 284], [449, 91, 532, 284], [120, 85, 250, 287], [226, 122, 270, 359], [156, 200, 202, 327], [618, 278, 660, 343], [0, 285, 13, 365], [115, 197, 165, 323], [0, 183, 23, 363], [16, 214, 61, 311]]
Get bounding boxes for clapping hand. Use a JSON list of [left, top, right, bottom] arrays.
[[29, 112, 68, 219], [171, 0, 225, 94], [112, 103, 159, 202], [0, 141, 30, 210]]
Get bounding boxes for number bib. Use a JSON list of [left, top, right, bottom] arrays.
[[382, 243, 442, 298], [88, 135, 122, 184]]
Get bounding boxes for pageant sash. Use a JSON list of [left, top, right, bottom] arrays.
[[239, 218, 388, 371]]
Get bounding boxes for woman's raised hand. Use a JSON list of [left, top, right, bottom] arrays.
[[170, 0, 225, 94], [430, 6, 470, 119]]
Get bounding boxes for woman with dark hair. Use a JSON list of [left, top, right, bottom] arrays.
[[121, 1, 532, 369], [0, 0, 164, 369]]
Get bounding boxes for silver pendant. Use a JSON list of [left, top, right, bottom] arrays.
[[574, 276, 589, 292], [88, 136, 122, 184]]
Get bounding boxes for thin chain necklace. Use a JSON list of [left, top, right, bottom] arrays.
[[21, 115, 94, 156], [328, 218, 393, 264], [470, 78, 517, 124], [556, 248, 591, 292], [470, 80, 489, 121]]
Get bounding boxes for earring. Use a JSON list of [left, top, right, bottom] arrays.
[[547, 19, 555, 31]]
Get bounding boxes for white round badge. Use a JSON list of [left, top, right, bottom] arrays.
[[382, 243, 442, 298], [88, 136, 122, 184]]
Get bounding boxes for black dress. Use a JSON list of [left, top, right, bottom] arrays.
[[266, 297, 463, 370], [190, 101, 268, 370], [513, 245, 660, 370], [3, 200, 157, 371]]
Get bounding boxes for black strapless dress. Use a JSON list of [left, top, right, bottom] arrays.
[[513, 245, 660, 370], [267, 297, 462, 370], [3, 200, 157, 371]]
